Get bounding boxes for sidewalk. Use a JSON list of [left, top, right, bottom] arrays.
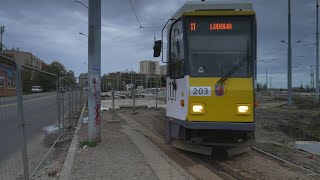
[[62, 111, 194, 180]]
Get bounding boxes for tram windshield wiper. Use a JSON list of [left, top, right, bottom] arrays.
[[216, 55, 251, 84]]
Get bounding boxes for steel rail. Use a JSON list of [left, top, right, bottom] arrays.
[[252, 146, 320, 177]]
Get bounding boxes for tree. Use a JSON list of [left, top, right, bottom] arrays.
[[299, 84, 304, 92], [257, 83, 264, 92], [48, 61, 67, 77], [22, 69, 34, 94], [66, 70, 75, 77], [66, 70, 76, 84]]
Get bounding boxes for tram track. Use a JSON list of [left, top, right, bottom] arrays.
[[251, 146, 320, 177], [124, 110, 249, 179], [119, 109, 319, 179], [155, 114, 320, 178], [198, 155, 245, 180]]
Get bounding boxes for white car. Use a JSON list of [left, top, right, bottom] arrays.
[[31, 86, 43, 93]]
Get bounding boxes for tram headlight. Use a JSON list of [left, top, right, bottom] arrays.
[[236, 105, 250, 114], [191, 104, 205, 114]]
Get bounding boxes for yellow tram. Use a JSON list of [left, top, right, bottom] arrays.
[[154, 1, 256, 156]]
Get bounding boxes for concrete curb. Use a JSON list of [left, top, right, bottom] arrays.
[[59, 101, 86, 180]]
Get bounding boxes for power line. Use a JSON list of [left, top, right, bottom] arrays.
[[127, 0, 164, 29], [128, 0, 142, 28], [139, 26, 162, 29]]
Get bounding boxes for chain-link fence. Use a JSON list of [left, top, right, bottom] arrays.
[[100, 75, 166, 118], [0, 55, 24, 179], [0, 54, 86, 180]]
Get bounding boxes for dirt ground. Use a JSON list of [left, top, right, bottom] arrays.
[[254, 92, 320, 175], [32, 91, 320, 179], [30, 130, 74, 180], [119, 107, 319, 179], [29, 106, 83, 180]]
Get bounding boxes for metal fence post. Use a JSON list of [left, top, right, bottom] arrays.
[[15, 64, 30, 180], [133, 84, 136, 112], [57, 78, 61, 133], [112, 78, 115, 120], [61, 80, 65, 134], [69, 88, 72, 126], [80, 87, 82, 103], [75, 86, 78, 110], [156, 80, 159, 109], [72, 87, 74, 125]]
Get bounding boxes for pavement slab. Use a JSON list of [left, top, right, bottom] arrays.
[[121, 124, 195, 180], [68, 112, 160, 180], [66, 110, 197, 180]]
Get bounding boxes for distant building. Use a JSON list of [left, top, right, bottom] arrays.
[[159, 65, 167, 76], [0, 54, 16, 96], [0, 50, 48, 71], [78, 73, 88, 87], [140, 60, 159, 75]]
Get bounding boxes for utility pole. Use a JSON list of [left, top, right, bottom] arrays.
[[313, 68, 315, 92], [270, 77, 272, 89], [316, 0, 319, 103], [88, 0, 101, 142], [311, 65, 315, 92], [265, 68, 268, 91], [0, 26, 4, 51], [131, 68, 133, 88], [287, 0, 293, 106], [131, 68, 135, 112]]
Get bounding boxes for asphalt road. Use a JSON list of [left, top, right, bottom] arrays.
[[0, 92, 55, 106], [0, 92, 73, 164]]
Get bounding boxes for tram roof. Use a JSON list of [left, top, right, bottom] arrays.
[[171, 1, 254, 19]]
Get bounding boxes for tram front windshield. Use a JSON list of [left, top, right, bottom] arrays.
[[186, 17, 252, 77]]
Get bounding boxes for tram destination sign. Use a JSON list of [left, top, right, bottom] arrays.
[[187, 17, 250, 33]]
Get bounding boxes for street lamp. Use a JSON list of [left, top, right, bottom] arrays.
[[79, 32, 88, 38], [281, 36, 301, 106], [74, 0, 88, 8], [281, 40, 301, 46], [258, 58, 279, 90]]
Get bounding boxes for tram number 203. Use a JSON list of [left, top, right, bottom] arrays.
[[190, 86, 211, 96]]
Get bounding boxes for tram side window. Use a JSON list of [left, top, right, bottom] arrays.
[[169, 20, 185, 79]]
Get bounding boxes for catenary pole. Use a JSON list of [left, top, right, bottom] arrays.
[[287, 0, 293, 106], [316, 1, 319, 103], [88, 0, 101, 142]]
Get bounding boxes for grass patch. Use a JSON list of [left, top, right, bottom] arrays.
[[293, 96, 320, 110], [279, 121, 320, 141], [79, 140, 98, 148]]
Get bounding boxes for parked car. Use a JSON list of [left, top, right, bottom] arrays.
[[31, 86, 43, 93], [151, 88, 160, 94]]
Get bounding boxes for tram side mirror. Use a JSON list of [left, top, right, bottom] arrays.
[[153, 40, 162, 57]]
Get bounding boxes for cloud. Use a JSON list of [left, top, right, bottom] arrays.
[[0, 0, 317, 88]]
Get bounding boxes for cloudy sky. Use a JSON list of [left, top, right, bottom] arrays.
[[0, 0, 317, 88]]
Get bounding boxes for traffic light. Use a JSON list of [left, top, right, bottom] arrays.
[[153, 40, 162, 57]]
